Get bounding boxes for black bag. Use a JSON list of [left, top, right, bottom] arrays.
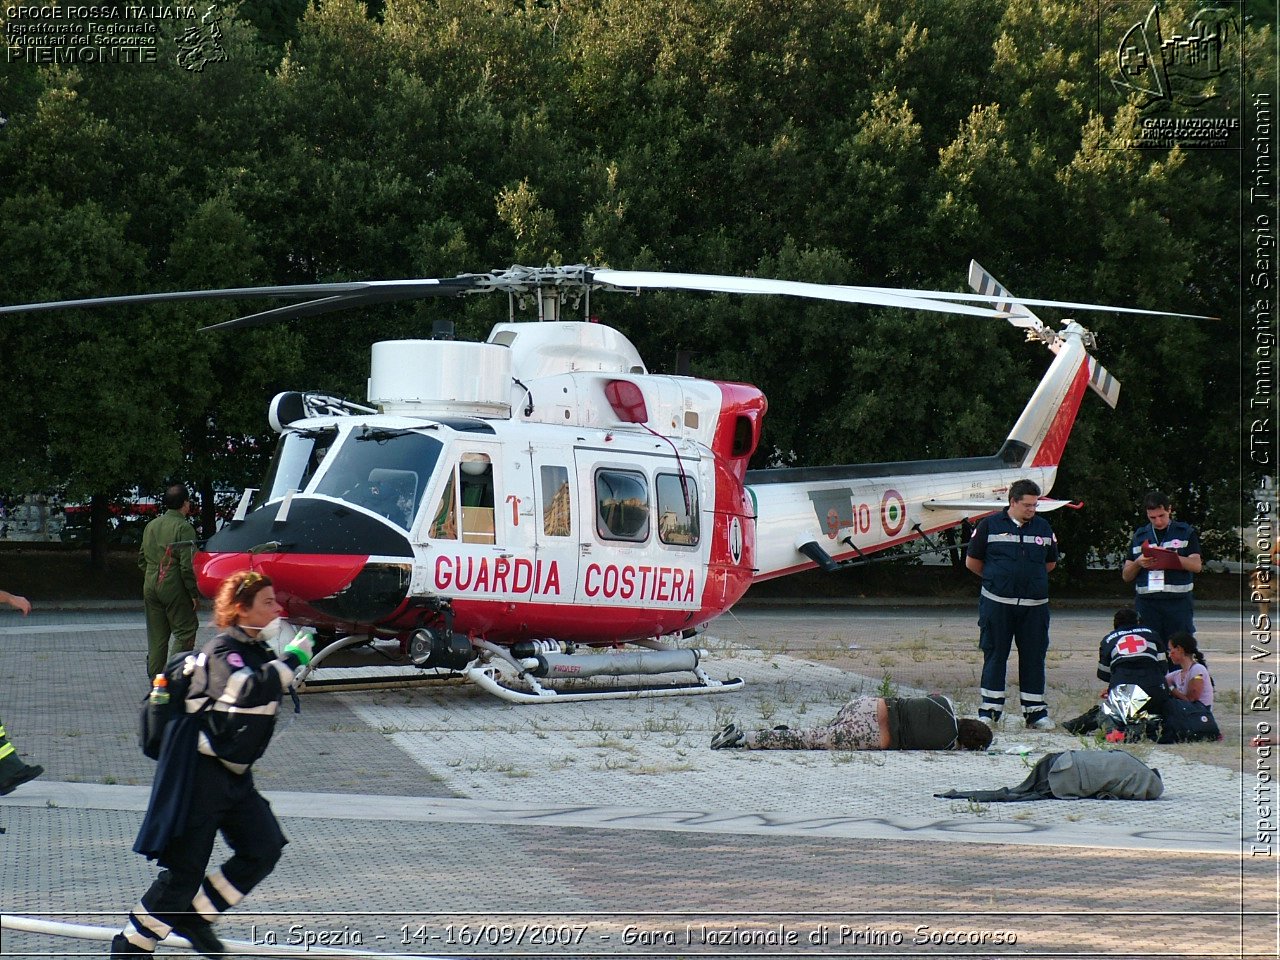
[[1155, 699, 1220, 743], [139, 651, 201, 760]]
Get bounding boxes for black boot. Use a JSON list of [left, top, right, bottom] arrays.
[[168, 916, 226, 958], [108, 933, 151, 956], [0, 763, 43, 796]]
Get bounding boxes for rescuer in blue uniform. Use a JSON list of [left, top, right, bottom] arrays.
[[110, 570, 315, 958], [1121, 491, 1202, 641], [965, 479, 1059, 730]]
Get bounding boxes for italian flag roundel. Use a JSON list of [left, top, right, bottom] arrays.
[[881, 489, 906, 537]]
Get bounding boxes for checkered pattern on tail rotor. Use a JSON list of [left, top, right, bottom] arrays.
[[968, 259, 1120, 408]]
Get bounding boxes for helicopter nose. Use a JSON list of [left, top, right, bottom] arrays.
[[196, 496, 413, 625]]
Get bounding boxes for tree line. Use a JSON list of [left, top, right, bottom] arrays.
[[0, 0, 1270, 571]]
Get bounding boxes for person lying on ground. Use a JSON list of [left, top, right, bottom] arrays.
[[710, 694, 992, 751]]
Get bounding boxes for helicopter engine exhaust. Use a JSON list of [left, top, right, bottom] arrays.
[[523, 648, 700, 680]]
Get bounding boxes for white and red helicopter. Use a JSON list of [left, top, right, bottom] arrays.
[[2, 262, 1208, 701]]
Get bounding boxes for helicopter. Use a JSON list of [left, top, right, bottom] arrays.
[[0, 262, 1211, 702]]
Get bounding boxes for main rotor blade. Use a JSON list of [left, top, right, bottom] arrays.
[[589, 269, 1010, 319], [841, 284, 1217, 321], [198, 282, 478, 330], [0, 277, 479, 322]]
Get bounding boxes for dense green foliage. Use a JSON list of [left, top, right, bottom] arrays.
[[0, 0, 1271, 570]]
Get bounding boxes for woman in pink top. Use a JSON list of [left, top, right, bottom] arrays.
[[1166, 632, 1213, 708]]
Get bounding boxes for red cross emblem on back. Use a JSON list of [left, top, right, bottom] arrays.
[[1117, 634, 1148, 655]]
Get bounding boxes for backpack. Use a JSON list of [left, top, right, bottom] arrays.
[[138, 651, 203, 760], [1153, 699, 1221, 743]]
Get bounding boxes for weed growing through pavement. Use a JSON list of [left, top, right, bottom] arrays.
[[712, 703, 736, 729], [643, 715, 690, 736], [949, 798, 989, 817], [629, 762, 695, 775]]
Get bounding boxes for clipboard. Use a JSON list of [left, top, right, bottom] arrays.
[[1141, 540, 1183, 571]]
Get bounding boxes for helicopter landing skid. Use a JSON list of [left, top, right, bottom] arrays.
[[463, 640, 744, 704]]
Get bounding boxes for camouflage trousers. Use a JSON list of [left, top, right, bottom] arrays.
[[745, 696, 881, 750]]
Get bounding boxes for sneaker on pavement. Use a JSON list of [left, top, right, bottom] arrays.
[[0, 763, 43, 796], [710, 723, 745, 749], [108, 933, 151, 956], [168, 917, 225, 958], [978, 716, 998, 730], [1027, 716, 1056, 731]]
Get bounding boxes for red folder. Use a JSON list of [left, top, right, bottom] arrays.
[[1141, 541, 1183, 570]]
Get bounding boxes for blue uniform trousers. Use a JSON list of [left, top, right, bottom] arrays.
[[1135, 594, 1195, 641], [978, 596, 1050, 723], [122, 754, 285, 951]]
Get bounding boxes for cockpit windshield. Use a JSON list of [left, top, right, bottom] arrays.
[[313, 428, 444, 529], [254, 428, 338, 510]]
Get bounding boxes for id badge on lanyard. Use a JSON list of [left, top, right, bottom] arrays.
[[1148, 526, 1167, 591]]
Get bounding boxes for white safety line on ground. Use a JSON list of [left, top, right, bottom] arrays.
[[0, 914, 434, 958]]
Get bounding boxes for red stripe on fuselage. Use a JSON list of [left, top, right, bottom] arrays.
[[1031, 360, 1092, 467]]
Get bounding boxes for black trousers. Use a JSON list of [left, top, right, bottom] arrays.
[[135, 753, 285, 936]]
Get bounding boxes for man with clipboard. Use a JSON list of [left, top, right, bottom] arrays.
[[1122, 491, 1203, 640]]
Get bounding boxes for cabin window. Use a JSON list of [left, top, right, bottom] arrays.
[[656, 473, 699, 546], [596, 469, 649, 542], [312, 429, 440, 530], [540, 465, 571, 537]]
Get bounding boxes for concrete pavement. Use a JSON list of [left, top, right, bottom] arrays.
[[0, 607, 1274, 958]]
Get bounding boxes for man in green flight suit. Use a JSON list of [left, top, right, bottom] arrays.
[[138, 483, 201, 679]]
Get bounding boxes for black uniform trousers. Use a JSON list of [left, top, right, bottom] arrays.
[[1135, 593, 1195, 641], [128, 753, 285, 947], [978, 596, 1050, 722]]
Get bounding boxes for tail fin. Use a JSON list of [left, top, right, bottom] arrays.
[[970, 261, 1121, 468]]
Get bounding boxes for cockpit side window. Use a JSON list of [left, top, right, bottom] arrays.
[[427, 453, 496, 544], [313, 429, 442, 529], [429, 473, 457, 540], [459, 454, 495, 544], [255, 428, 337, 509]]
